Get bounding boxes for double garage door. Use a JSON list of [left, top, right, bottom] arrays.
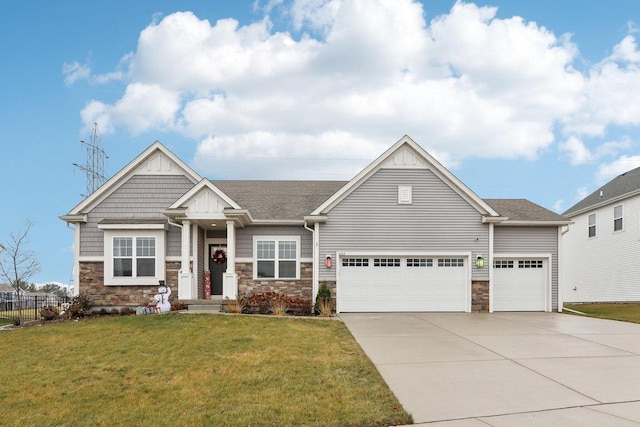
[[338, 256, 468, 312], [338, 255, 548, 312]]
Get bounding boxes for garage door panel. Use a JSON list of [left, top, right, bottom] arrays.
[[339, 256, 467, 312], [493, 258, 546, 312]]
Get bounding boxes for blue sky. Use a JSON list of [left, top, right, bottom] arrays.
[[1, 0, 639, 288]]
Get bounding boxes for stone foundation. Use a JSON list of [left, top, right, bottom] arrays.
[[79, 261, 179, 308], [237, 262, 313, 300], [471, 280, 489, 312]]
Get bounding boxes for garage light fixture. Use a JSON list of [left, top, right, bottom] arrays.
[[325, 255, 332, 268], [476, 256, 484, 268]]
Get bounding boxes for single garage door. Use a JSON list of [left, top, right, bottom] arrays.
[[493, 258, 547, 311], [338, 256, 468, 312]]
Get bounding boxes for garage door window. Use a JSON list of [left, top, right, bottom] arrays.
[[374, 258, 400, 267], [438, 258, 464, 267], [518, 260, 543, 268], [494, 260, 514, 268], [407, 258, 433, 267], [342, 258, 369, 267]]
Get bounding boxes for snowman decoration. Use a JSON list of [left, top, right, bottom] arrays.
[[153, 283, 172, 313]]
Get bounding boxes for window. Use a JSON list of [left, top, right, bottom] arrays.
[[438, 258, 464, 267], [100, 227, 165, 286], [113, 237, 156, 277], [494, 260, 514, 269], [374, 258, 401, 267], [407, 258, 433, 267], [588, 213, 596, 238], [398, 185, 412, 204], [255, 237, 299, 279], [518, 260, 543, 269], [342, 258, 369, 267], [614, 205, 623, 231]]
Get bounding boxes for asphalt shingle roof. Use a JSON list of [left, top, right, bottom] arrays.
[[484, 199, 568, 223], [212, 180, 348, 220], [563, 165, 640, 217]]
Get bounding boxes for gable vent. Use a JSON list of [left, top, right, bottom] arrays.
[[398, 185, 412, 204]]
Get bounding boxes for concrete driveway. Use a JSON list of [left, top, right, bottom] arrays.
[[340, 312, 640, 426]]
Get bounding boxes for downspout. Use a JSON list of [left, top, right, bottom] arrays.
[[303, 221, 318, 305]]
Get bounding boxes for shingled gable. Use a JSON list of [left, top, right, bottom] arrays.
[[61, 141, 202, 221], [310, 135, 502, 219], [563, 165, 640, 217]]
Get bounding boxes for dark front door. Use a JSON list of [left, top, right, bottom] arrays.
[[209, 244, 227, 295]]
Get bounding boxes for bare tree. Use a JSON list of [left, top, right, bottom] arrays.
[[0, 220, 40, 325]]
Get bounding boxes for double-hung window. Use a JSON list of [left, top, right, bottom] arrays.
[[113, 237, 156, 277], [614, 205, 623, 231], [99, 226, 165, 286], [588, 213, 596, 238], [255, 236, 299, 279]]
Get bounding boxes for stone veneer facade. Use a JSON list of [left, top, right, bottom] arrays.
[[78, 261, 181, 308], [471, 280, 489, 313], [236, 262, 313, 300]]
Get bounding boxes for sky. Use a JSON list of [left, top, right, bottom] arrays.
[[1, 0, 639, 288]]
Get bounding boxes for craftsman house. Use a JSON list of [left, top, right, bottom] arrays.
[[61, 135, 570, 312]]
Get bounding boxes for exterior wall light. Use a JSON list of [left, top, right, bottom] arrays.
[[476, 256, 484, 268], [325, 255, 332, 268]]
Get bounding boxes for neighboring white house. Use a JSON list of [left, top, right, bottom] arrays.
[[562, 166, 640, 303]]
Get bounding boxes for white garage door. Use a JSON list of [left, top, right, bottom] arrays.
[[338, 256, 468, 312], [493, 259, 547, 311]]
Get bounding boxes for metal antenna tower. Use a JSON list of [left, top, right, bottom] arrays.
[[74, 122, 108, 199]]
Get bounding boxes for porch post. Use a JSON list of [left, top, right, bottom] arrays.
[[178, 220, 194, 299], [223, 220, 238, 299]]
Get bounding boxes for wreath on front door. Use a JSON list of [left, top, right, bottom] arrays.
[[213, 248, 227, 264]]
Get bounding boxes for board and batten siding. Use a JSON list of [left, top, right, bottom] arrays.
[[235, 225, 313, 259], [79, 175, 194, 257], [319, 168, 489, 281], [493, 226, 559, 310], [563, 194, 640, 302]]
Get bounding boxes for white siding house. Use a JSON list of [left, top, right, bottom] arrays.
[[563, 167, 640, 302]]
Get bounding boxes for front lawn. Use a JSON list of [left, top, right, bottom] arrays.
[[564, 303, 640, 324], [0, 313, 412, 426]]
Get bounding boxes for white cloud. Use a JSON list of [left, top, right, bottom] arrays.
[[552, 199, 564, 213], [596, 155, 640, 184], [559, 135, 592, 165], [75, 0, 640, 179], [63, 61, 91, 85]]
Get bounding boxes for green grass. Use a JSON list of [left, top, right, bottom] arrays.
[[564, 303, 640, 324], [0, 313, 412, 426]]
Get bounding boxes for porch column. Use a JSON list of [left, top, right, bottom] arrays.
[[223, 220, 238, 299], [178, 220, 194, 299]]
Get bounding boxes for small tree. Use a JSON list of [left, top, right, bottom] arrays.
[[0, 220, 41, 325]]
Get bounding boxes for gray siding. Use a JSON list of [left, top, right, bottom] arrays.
[[493, 226, 559, 310], [319, 168, 489, 281], [236, 225, 313, 258], [79, 175, 194, 256]]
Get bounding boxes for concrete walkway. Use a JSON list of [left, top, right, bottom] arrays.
[[340, 312, 640, 426]]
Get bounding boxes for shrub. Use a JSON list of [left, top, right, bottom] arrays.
[[314, 282, 332, 314], [317, 298, 333, 317], [171, 301, 189, 311], [224, 297, 246, 314], [40, 306, 60, 321], [270, 294, 289, 316], [242, 292, 311, 316], [68, 292, 93, 318], [119, 307, 135, 316]]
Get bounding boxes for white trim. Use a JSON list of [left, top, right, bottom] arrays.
[[166, 256, 181, 262], [493, 253, 552, 312], [252, 235, 301, 280], [103, 230, 166, 286], [312, 136, 500, 217], [169, 179, 242, 211], [98, 223, 167, 230], [73, 224, 81, 296], [68, 141, 201, 216], [488, 223, 494, 313], [235, 257, 253, 263], [557, 227, 563, 312], [78, 256, 105, 262]]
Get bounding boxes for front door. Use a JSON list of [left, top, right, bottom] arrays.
[[209, 244, 227, 295]]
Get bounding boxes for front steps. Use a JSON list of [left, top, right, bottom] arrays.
[[180, 298, 223, 314]]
